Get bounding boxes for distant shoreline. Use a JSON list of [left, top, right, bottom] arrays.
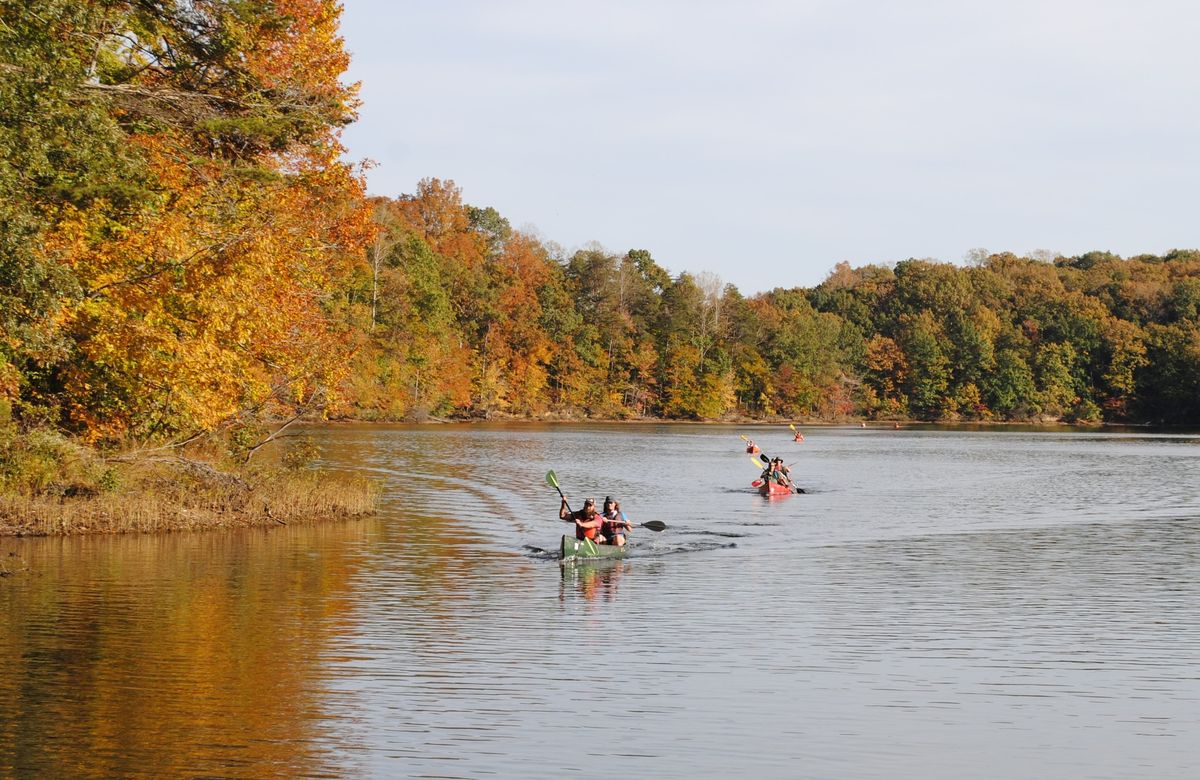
[[324, 413, 1177, 431]]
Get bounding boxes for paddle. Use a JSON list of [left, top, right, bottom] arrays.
[[546, 469, 571, 515], [632, 519, 668, 532], [546, 470, 666, 532], [750, 454, 770, 488]]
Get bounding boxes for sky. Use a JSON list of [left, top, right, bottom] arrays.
[[338, 0, 1200, 295]]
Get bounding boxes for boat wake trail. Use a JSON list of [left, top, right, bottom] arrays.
[[647, 541, 738, 556], [676, 530, 748, 538]]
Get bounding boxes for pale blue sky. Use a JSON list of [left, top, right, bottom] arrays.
[[339, 1, 1200, 294]]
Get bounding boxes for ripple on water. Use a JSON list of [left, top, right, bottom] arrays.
[[3, 425, 1200, 779]]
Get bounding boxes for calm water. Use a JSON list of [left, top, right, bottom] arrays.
[[2, 424, 1199, 779]]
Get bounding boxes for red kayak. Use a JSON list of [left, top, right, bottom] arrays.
[[753, 479, 793, 496]]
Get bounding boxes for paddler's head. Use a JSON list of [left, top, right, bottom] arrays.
[[583, 497, 596, 516]]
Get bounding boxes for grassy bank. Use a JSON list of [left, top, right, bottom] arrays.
[[0, 428, 377, 537]]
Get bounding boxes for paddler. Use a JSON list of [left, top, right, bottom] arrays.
[[769, 457, 793, 489], [560, 496, 603, 541], [600, 496, 633, 547]]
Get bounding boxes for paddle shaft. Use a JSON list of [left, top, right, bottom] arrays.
[[548, 476, 573, 516], [605, 508, 664, 533]]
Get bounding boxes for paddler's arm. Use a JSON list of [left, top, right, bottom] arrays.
[[559, 498, 571, 521]]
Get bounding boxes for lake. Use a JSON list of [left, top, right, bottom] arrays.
[[2, 423, 1199, 779]]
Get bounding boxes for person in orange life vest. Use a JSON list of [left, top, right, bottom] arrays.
[[560, 496, 603, 541], [600, 496, 632, 546], [793, 430, 804, 442]]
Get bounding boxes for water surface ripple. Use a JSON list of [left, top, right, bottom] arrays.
[[2, 424, 1199, 778]]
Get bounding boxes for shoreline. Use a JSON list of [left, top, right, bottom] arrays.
[[2, 415, 1185, 544], [325, 413, 1177, 432], [0, 466, 378, 540]]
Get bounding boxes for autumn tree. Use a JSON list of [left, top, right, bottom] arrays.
[[2, 0, 373, 444]]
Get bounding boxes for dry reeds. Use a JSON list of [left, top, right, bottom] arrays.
[[0, 461, 378, 537], [0, 425, 378, 537]]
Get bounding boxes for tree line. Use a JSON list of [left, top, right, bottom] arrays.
[[4, 2, 1199, 459], [343, 179, 1200, 426]]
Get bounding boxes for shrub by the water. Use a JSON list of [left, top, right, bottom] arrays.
[[0, 425, 378, 537]]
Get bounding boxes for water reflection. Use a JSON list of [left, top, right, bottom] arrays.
[[3, 424, 1200, 779], [560, 559, 626, 604], [0, 522, 374, 779]]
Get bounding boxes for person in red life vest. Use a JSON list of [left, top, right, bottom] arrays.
[[560, 496, 603, 541], [769, 457, 793, 489], [793, 430, 804, 442], [600, 496, 633, 546]]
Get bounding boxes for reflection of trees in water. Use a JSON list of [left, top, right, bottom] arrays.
[[318, 428, 548, 628], [560, 560, 626, 604], [0, 523, 371, 779]]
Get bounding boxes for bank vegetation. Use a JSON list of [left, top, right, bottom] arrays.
[[0, 424, 376, 537], [1, 1, 375, 534]]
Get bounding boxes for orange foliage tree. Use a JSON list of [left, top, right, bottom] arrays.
[[8, 1, 372, 443]]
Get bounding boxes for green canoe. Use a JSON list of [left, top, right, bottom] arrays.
[[560, 534, 628, 561]]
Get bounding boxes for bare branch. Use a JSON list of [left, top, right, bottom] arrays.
[[242, 412, 305, 463]]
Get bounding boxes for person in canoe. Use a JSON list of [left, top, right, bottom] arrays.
[[600, 496, 633, 546], [560, 496, 604, 541], [768, 457, 794, 489], [793, 430, 804, 443]]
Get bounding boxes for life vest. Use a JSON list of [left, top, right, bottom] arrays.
[[601, 512, 626, 538], [574, 509, 600, 540]]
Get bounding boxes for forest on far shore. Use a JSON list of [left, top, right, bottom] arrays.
[[344, 178, 1200, 427]]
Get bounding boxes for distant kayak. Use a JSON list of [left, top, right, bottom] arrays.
[[561, 534, 627, 561]]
